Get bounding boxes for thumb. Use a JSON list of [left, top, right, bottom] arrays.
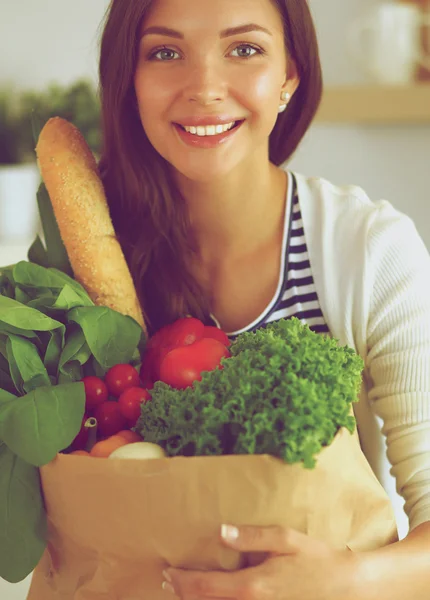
[[220, 524, 302, 555]]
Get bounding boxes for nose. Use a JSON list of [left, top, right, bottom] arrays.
[[181, 57, 227, 106]]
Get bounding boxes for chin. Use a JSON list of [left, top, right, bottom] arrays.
[[170, 158, 242, 184]]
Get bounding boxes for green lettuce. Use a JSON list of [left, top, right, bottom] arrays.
[[136, 318, 364, 469]]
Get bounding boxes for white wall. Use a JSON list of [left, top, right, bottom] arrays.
[[290, 0, 430, 248], [1, 0, 428, 597], [0, 0, 109, 89]]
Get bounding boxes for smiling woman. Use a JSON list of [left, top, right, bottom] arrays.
[[96, 4, 430, 597], [98, 0, 322, 335]]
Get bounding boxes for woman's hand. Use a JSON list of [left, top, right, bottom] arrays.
[[162, 525, 361, 600]]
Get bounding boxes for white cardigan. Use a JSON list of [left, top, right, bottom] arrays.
[[293, 171, 430, 533]]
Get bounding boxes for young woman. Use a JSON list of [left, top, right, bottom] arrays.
[[98, 0, 430, 598]]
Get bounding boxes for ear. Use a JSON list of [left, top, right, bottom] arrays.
[[283, 60, 301, 98]]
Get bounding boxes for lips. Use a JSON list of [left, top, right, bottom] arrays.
[[173, 119, 245, 149], [176, 120, 243, 132], [174, 117, 246, 128]]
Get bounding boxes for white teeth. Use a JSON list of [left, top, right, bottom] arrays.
[[182, 121, 237, 136]]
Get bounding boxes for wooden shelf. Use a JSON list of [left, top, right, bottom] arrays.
[[315, 84, 430, 124]]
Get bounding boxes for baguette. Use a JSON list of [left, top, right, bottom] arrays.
[[36, 117, 146, 334]]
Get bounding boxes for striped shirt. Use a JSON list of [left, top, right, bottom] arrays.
[[209, 172, 330, 339]]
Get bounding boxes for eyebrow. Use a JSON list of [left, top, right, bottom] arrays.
[[141, 23, 273, 39]]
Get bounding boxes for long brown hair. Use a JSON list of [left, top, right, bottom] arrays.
[[98, 0, 323, 335]]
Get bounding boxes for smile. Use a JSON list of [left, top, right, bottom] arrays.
[[177, 121, 242, 137], [173, 120, 245, 149]]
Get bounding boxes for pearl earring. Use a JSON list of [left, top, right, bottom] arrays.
[[278, 92, 291, 114]]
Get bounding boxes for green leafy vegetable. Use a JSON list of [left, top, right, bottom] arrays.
[[0, 295, 64, 333], [136, 318, 364, 469], [0, 257, 146, 583], [0, 444, 47, 583], [28, 183, 73, 276], [68, 306, 143, 370], [7, 335, 51, 393], [0, 383, 85, 467]]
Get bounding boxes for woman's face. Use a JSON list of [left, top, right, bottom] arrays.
[[134, 0, 299, 182]]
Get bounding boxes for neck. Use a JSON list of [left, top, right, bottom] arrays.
[[173, 159, 288, 265]]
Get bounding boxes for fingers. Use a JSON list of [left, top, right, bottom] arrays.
[[164, 568, 242, 599], [221, 524, 300, 555]]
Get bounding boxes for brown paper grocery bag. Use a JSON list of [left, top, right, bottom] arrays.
[[27, 418, 398, 600]]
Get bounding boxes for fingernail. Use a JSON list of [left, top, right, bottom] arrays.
[[162, 581, 175, 595], [221, 524, 239, 541]]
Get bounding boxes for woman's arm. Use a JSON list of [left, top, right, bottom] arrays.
[[354, 521, 430, 600]]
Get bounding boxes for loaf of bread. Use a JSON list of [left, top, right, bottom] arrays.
[[36, 117, 146, 334]]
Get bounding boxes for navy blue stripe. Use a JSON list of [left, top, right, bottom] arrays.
[[309, 323, 330, 334], [292, 211, 301, 221], [288, 259, 310, 271], [291, 227, 304, 237], [286, 275, 314, 290], [278, 291, 318, 310], [290, 308, 325, 321], [289, 243, 307, 254]]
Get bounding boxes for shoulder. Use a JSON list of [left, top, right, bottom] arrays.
[[291, 170, 417, 243]]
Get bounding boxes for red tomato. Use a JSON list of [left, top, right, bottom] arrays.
[[163, 317, 205, 347], [159, 338, 230, 389], [105, 364, 141, 398], [118, 387, 151, 424], [81, 376, 108, 411], [94, 401, 127, 438], [147, 317, 204, 351], [142, 318, 207, 385], [203, 326, 231, 347]]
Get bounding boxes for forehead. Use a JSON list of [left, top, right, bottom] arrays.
[[141, 0, 284, 36]]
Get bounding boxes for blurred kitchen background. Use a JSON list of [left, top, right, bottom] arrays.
[[1, 0, 430, 597]]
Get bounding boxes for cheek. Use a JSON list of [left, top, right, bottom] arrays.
[[250, 68, 282, 106], [233, 67, 281, 118]]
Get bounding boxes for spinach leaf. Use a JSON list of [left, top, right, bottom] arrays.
[[44, 330, 64, 377], [6, 335, 51, 393], [14, 288, 31, 305], [59, 327, 91, 374], [0, 389, 16, 405], [32, 183, 73, 276], [0, 268, 15, 299], [0, 296, 64, 333], [0, 321, 41, 341], [68, 306, 142, 370], [0, 444, 47, 583], [13, 262, 87, 298], [0, 382, 85, 467], [27, 235, 49, 269], [53, 284, 93, 310], [6, 339, 23, 395], [58, 362, 83, 384]]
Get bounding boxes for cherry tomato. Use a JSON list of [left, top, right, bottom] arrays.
[[118, 387, 151, 424], [81, 376, 108, 411], [203, 326, 231, 347], [105, 364, 141, 398], [94, 401, 127, 438], [159, 337, 230, 389]]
